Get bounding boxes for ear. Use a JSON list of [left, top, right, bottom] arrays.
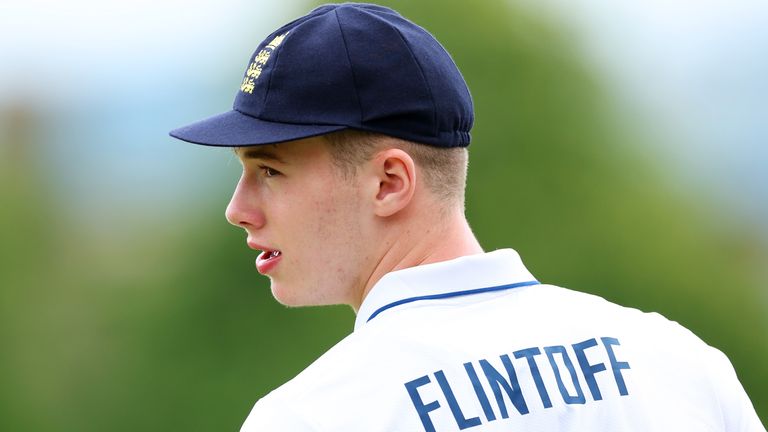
[[369, 148, 416, 217]]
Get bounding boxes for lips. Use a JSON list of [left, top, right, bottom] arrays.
[[246, 239, 283, 275], [255, 248, 282, 275]]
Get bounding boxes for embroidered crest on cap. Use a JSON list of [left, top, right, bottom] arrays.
[[240, 31, 290, 94]]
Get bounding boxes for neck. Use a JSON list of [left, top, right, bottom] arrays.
[[352, 208, 483, 312]]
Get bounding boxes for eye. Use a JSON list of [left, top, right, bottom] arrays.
[[259, 165, 281, 177]]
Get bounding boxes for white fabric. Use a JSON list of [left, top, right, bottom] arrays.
[[241, 249, 765, 431]]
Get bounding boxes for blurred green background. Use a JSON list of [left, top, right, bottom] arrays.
[[1, 0, 766, 429]]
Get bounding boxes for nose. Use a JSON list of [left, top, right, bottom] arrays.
[[225, 175, 266, 229]]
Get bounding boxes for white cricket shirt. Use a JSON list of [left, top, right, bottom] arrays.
[[241, 249, 765, 431]]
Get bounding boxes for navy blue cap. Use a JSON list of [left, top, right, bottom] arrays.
[[169, 3, 473, 148]]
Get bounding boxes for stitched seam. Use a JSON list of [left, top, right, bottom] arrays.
[[262, 34, 288, 109], [390, 25, 438, 138], [260, 7, 340, 109], [334, 10, 364, 124]]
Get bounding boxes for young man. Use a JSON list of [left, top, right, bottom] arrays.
[[170, 3, 764, 431]]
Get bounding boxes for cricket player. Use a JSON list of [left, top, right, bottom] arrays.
[[170, 3, 765, 431]]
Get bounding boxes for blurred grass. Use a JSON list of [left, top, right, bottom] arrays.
[[0, 0, 765, 429]]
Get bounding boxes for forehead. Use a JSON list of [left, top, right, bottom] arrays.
[[234, 145, 285, 163], [234, 136, 329, 163]]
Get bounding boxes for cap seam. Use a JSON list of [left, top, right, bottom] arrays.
[[390, 25, 439, 139], [333, 9, 364, 125], [275, 4, 337, 33], [260, 7, 340, 111], [261, 32, 291, 111]]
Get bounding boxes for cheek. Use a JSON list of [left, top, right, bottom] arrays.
[[307, 194, 353, 253], [308, 188, 366, 277], [279, 188, 347, 267]]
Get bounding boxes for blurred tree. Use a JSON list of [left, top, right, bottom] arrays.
[[0, 104, 64, 431]]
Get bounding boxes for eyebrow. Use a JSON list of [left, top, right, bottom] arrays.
[[233, 147, 286, 164]]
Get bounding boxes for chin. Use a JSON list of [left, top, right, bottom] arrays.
[[269, 283, 315, 307], [269, 281, 344, 307], [270, 285, 303, 307]]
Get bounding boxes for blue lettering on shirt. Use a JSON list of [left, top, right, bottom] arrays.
[[544, 345, 586, 404], [513, 347, 553, 408], [573, 338, 608, 401], [404, 336, 631, 432], [404, 375, 440, 432], [480, 355, 529, 417], [435, 370, 482, 429], [464, 362, 497, 422], [602, 337, 631, 396]]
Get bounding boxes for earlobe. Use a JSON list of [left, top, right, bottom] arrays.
[[372, 149, 416, 217]]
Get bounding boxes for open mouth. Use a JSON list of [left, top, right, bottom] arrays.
[[260, 250, 282, 260], [255, 249, 282, 274]]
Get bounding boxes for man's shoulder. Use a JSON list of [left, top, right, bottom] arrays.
[[241, 329, 410, 431], [241, 391, 319, 431], [265, 330, 376, 396], [258, 282, 717, 400], [241, 282, 759, 432], [531, 283, 702, 338]]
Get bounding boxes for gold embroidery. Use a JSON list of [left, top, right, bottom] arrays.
[[246, 62, 263, 79], [254, 49, 271, 66], [240, 77, 255, 93], [266, 33, 288, 50], [240, 31, 290, 94]]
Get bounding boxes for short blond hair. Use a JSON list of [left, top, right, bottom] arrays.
[[323, 130, 468, 207]]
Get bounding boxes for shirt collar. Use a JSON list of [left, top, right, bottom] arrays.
[[354, 248, 539, 331]]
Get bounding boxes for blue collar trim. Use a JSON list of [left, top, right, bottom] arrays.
[[365, 280, 540, 323]]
